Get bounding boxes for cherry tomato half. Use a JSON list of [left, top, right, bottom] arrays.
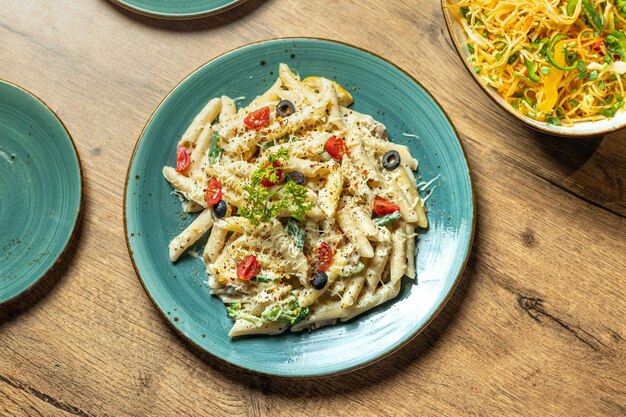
[[244, 106, 270, 130], [237, 255, 260, 281], [260, 161, 284, 187], [373, 197, 401, 216], [204, 177, 223, 207], [176, 145, 190, 173], [324, 136, 348, 160], [315, 242, 333, 272], [592, 41, 603, 52]]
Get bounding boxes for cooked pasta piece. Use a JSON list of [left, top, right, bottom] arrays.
[[169, 209, 214, 262]]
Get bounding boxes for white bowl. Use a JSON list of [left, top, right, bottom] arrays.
[[441, 0, 626, 137]]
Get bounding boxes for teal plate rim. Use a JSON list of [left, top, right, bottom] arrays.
[[0, 80, 84, 306], [109, 0, 247, 19], [124, 37, 476, 377]]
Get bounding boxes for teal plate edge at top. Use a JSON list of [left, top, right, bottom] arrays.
[[109, 0, 246, 19], [0, 80, 83, 305], [124, 38, 475, 377]]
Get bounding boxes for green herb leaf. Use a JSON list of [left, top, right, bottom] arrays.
[[546, 34, 579, 71], [226, 302, 242, 319], [606, 31, 626, 59], [261, 141, 275, 150], [286, 218, 305, 250], [581, 0, 604, 33], [261, 297, 308, 326], [460, 6, 470, 20], [373, 211, 402, 227], [269, 147, 289, 163], [546, 114, 562, 125], [239, 149, 315, 225], [226, 302, 266, 326], [524, 58, 541, 82], [208, 131, 222, 164]]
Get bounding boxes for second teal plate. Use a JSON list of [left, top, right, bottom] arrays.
[[125, 38, 475, 377], [111, 0, 245, 19], [0, 81, 82, 304]]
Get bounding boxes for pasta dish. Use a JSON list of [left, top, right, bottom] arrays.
[[447, 0, 626, 126], [163, 64, 428, 336]]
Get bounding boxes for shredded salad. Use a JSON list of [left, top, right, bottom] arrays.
[[448, 0, 626, 126]]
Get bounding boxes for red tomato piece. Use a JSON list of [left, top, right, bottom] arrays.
[[324, 136, 348, 160], [260, 161, 284, 187], [176, 145, 190, 173], [373, 197, 401, 216], [315, 242, 333, 272], [237, 255, 260, 280], [204, 177, 223, 207], [244, 106, 270, 130]]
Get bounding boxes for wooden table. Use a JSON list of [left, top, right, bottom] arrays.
[[1, 1, 625, 415]]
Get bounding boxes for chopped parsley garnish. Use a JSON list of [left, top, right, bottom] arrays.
[[238, 149, 315, 225]]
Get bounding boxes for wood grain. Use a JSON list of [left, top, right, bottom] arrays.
[[0, 0, 624, 416]]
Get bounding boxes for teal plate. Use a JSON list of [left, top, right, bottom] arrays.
[[125, 38, 475, 377], [110, 0, 246, 19], [0, 81, 82, 305]]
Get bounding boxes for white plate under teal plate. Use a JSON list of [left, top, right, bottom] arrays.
[[0, 81, 82, 305], [124, 38, 475, 377], [110, 0, 245, 19]]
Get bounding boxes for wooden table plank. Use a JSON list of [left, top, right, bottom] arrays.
[[0, 0, 624, 416], [0, 378, 79, 417]]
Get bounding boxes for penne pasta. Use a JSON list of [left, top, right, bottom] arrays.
[[162, 64, 430, 336], [405, 223, 417, 279], [390, 225, 408, 284], [163, 166, 207, 208], [203, 225, 229, 265], [337, 209, 375, 258], [179, 98, 221, 148], [317, 162, 342, 219], [168, 209, 214, 262], [366, 238, 392, 288]]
